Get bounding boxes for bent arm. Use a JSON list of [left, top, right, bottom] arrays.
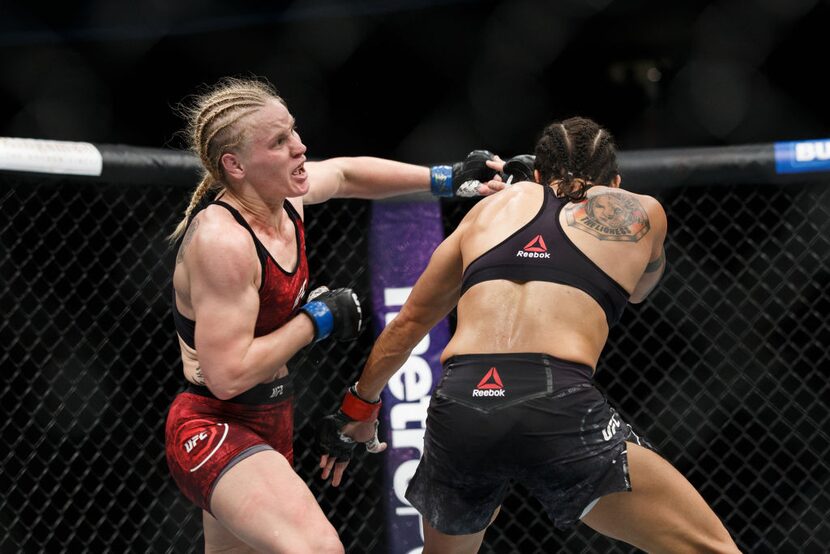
[[189, 225, 314, 399], [629, 199, 668, 304], [353, 229, 466, 401]]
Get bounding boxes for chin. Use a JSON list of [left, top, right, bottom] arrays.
[[287, 183, 309, 198]]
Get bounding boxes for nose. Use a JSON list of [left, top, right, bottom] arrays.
[[291, 131, 307, 157]]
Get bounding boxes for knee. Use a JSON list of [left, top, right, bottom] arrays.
[[295, 525, 343, 554], [320, 540, 345, 554], [707, 535, 741, 554], [683, 528, 741, 554], [314, 532, 345, 554], [296, 533, 343, 554]]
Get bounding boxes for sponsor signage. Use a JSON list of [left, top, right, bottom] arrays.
[[369, 200, 450, 554], [774, 139, 830, 174]]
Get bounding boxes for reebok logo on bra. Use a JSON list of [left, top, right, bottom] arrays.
[[516, 234, 551, 258], [473, 367, 506, 397]]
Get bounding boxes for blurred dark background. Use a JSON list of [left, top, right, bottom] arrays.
[[1, 0, 828, 159]]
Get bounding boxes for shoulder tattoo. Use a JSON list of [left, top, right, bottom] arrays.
[[176, 218, 200, 264], [564, 192, 650, 242]]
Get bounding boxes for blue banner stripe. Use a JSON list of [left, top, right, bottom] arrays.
[[774, 139, 830, 174]]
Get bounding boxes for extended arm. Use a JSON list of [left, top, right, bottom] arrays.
[[301, 152, 505, 205]]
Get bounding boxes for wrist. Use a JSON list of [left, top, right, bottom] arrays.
[[352, 383, 380, 404], [340, 383, 382, 421], [299, 301, 333, 341], [429, 165, 453, 197]]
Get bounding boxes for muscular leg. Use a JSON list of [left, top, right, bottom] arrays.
[[203, 511, 256, 554], [422, 507, 500, 554], [581, 442, 740, 553], [207, 450, 344, 554]]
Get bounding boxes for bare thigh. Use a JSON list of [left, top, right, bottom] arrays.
[[421, 507, 500, 554], [203, 511, 256, 554], [581, 442, 741, 554], [206, 449, 343, 554]]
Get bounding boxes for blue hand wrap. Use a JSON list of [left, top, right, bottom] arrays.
[[301, 301, 334, 341], [430, 165, 453, 197]]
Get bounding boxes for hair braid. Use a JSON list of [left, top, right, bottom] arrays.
[[533, 116, 619, 202], [168, 77, 285, 242]]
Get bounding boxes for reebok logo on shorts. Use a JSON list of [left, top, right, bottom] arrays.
[[516, 234, 551, 258], [182, 422, 229, 472], [473, 367, 506, 397]]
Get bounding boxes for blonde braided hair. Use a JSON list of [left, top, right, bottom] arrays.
[[168, 77, 286, 242]]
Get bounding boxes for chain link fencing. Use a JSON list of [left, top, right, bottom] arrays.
[[1, 171, 828, 553]]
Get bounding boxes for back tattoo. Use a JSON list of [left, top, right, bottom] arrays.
[[564, 192, 650, 242]]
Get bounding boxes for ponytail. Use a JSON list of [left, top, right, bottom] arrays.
[[167, 173, 218, 242]]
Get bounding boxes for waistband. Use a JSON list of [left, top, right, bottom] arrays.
[[442, 353, 594, 391], [185, 374, 294, 405]]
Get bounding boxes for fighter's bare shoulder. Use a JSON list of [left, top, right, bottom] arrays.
[[564, 186, 662, 243], [185, 206, 258, 275]]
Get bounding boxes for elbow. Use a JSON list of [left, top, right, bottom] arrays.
[[203, 368, 245, 400], [388, 308, 423, 336], [208, 387, 238, 401]]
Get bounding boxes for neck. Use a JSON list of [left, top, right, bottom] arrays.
[[221, 187, 287, 231]]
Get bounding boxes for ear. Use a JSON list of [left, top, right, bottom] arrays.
[[611, 174, 622, 188], [221, 152, 244, 180], [533, 169, 542, 184]]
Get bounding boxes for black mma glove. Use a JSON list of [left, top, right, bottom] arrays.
[[430, 150, 499, 197], [316, 411, 358, 462], [316, 385, 383, 462], [300, 287, 362, 342], [501, 154, 536, 184]]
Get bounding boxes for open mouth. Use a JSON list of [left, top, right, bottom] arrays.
[[291, 164, 306, 177]]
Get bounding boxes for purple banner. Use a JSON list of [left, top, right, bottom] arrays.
[[369, 200, 450, 554]]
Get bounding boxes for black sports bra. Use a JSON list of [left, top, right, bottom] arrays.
[[460, 187, 630, 326]]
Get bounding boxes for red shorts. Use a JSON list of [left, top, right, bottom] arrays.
[[165, 377, 294, 512]]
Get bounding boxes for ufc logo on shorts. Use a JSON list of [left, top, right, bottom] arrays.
[[184, 431, 208, 453], [270, 385, 284, 398], [602, 413, 621, 441]]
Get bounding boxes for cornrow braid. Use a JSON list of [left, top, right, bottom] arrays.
[[167, 173, 217, 242], [533, 116, 619, 202], [168, 77, 286, 242]]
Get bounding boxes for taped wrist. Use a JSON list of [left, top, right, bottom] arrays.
[[429, 165, 453, 197], [300, 301, 334, 341], [340, 385, 382, 421]]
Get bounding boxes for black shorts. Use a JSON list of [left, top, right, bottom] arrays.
[[405, 353, 652, 535]]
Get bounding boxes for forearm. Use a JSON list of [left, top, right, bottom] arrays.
[[335, 157, 430, 199], [203, 315, 315, 399], [354, 317, 427, 401]]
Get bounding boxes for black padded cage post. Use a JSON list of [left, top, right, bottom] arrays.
[[1, 137, 828, 553]]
